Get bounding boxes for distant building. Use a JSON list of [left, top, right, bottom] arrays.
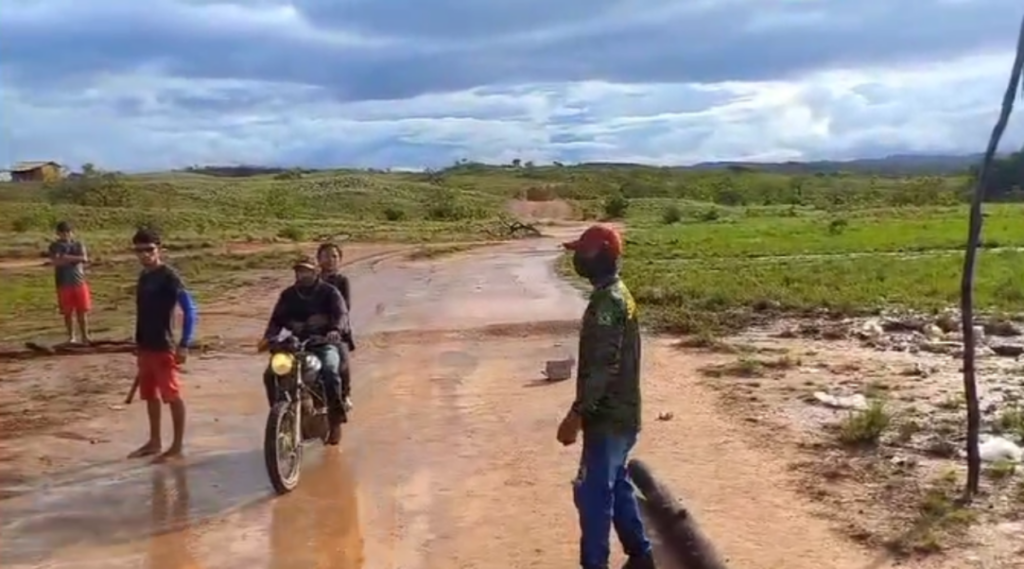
[[0, 171, 10, 182], [9, 161, 64, 183]]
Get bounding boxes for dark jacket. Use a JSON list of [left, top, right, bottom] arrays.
[[320, 272, 355, 350], [321, 272, 351, 312], [572, 278, 642, 433], [263, 279, 350, 342]]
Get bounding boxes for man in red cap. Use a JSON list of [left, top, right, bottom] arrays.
[[557, 224, 654, 569]]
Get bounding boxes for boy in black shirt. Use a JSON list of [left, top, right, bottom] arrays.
[[317, 242, 354, 412], [128, 228, 197, 463]]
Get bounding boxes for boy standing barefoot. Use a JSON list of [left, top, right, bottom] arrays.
[[128, 228, 197, 463], [49, 221, 92, 344]]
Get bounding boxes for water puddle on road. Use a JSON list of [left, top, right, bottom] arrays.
[[0, 449, 365, 569]]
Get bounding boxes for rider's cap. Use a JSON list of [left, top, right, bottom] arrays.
[[292, 255, 317, 270], [562, 224, 623, 259]]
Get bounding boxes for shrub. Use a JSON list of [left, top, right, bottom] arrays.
[[837, 399, 891, 446], [698, 207, 720, 222], [383, 207, 407, 221], [603, 194, 630, 219], [661, 204, 683, 224], [277, 225, 305, 241]]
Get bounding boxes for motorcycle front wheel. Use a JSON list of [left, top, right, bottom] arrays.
[[264, 400, 302, 495]]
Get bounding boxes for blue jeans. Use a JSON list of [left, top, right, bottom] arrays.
[[573, 430, 651, 569], [312, 344, 344, 416]]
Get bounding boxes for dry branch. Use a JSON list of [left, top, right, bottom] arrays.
[[958, 12, 1024, 498]]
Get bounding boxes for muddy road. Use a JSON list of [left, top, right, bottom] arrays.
[[0, 230, 885, 569]]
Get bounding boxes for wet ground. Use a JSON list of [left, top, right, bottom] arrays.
[[0, 229, 895, 569]]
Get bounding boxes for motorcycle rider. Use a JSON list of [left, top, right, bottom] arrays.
[[262, 255, 350, 445], [316, 242, 354, 413]]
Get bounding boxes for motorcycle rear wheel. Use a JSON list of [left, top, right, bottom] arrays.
[[264, 401, 302, 495]]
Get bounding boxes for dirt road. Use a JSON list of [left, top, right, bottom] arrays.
[[0, 230, 886, 569]]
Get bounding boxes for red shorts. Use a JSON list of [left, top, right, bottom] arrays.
[[137, 350, 182, 402], [56, 283, 92, 316]]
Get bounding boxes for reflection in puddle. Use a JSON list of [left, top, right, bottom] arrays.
[[267, 451, 363, 569], [0, 449, 364, 569]]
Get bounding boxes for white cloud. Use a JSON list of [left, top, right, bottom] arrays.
[[3, 52, 1021, 171], [1, 0, 1022, 170]]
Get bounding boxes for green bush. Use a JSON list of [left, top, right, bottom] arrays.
[[603, 194, 630, 219], [277, 225, 305, 241], [661, 204, 683, 224], [383, 207, 407, 221]]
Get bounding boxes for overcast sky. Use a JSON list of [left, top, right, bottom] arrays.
[[2, 0, 1023, 171]]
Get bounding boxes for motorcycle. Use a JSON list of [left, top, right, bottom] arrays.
[[259, 334, 336, 494]]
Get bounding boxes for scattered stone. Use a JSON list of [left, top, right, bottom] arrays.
[[923, 323, 944, 340], [899, 363, 931, 377], [821, 324, 847, 341], [881, 317, 928, 333], [812, 391, 868, 411], [856, 320, 884, 340], [996, 522, 1024, 536], [983, 319, 1023, 337], [935, 311, 960, 333], [989, 343, 1024, 358], [657, 411, 674, 421], [889, 454, 917, 468], [979, 436, 1023, 463], [924, 437, 959, 458], [920, 341, 960, 355]]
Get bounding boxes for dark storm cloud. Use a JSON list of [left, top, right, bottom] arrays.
[[1, 0, 1021, 101]]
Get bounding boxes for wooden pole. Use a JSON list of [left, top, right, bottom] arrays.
[[958, 13, 1024, 498]]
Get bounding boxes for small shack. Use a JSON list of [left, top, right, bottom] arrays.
[[9, 161, 63, 183]]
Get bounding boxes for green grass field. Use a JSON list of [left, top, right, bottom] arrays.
[[621, 203, 1024, 333], [0, 161, 1014, 340]]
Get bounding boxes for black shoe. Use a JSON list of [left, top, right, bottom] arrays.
[[621, 553, 655, 569], [328, 406, 347, 425], [326, 423, 342, 445]]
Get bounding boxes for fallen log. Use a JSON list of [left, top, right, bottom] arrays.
[[628, 458, 729, 569]]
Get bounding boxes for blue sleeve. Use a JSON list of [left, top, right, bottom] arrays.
[[176, 289, 197, 347]]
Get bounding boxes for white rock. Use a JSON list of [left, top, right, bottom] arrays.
[[812, 391, 869, 411], [860, 320, 884, 338], [978, 436, 1023, 463]]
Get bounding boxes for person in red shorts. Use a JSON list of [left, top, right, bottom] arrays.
[[127, 228, 197, 464], [48, 221, 92, 344]]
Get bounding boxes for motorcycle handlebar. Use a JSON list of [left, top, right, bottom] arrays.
[[257, 334, 332, 354]]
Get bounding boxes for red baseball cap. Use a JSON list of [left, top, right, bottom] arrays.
[[563, 224, 623, 258]]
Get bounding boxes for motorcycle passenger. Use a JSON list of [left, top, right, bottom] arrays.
[[316, 242, 354, 413], [262, 255, 350, 445]]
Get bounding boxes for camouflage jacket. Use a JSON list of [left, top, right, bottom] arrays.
[[572, 277, 642, 433]]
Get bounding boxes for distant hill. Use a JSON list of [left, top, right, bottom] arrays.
[[165, 153, 997, 180], [684, 153, 986, 176], [581, 154, 988, 176]]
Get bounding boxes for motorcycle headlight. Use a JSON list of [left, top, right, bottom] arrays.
[[270, 353, 295, 375]]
